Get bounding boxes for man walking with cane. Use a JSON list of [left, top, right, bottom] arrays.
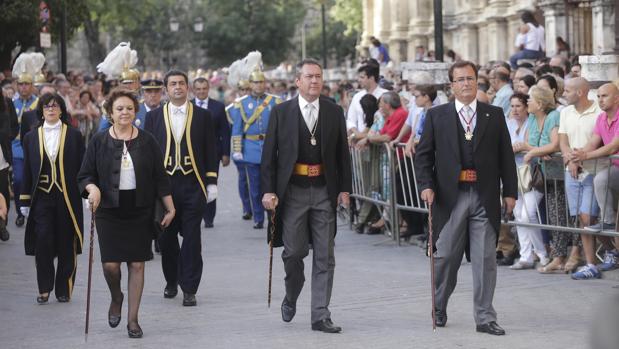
[[261, 58, 351, 333], [414, 61, 517, 335]]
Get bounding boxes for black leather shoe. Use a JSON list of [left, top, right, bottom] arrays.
[[281, 297, 296, 322], [204, 222, 214, 228], [182, 292, 196, 306], [253, 222, 264, 229], [242, 213, 252, 220], [164, 284, 178, 299], [127, 323, 143, 338], [497, 254, 517, 266], [108, 293, 123, 328], [36, 293, 49, 304], [311, 318, 342, 333], [476, 321, 505, 336], [15, 215, 25, 227], [57, 296, 70, 303], [434, 309, 447, 327]]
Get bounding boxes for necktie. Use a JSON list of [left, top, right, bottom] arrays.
[[306, 104, 316, 130]]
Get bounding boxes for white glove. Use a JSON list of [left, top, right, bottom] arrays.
[[20, 207, 30, 217], [232, 152, 243, 161], [206, 184, 218, 203]]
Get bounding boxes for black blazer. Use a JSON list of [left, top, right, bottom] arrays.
[[144, 102, 219, 199], [414, 101, 518, 244], [21, 124, 85, 255], [193, 98, 230, 160], [261, 96, 352, 247], [0, 98, 19, 164], [77, 128, 171, 208]]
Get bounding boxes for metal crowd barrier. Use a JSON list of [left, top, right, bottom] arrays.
[[349, 143, 619, 244]]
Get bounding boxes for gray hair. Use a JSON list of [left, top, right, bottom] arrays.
[[295, 58, 323, 78], [381, 91, 401, 109]]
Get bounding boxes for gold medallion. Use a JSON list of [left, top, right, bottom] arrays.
[[465, 131, 473, 141], [310, 137, 317, 146]]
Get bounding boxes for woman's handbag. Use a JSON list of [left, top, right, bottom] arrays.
[[518, 118, 546, 193]]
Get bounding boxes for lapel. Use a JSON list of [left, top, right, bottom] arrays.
[[446, 102, 461, 162], [289, 97, 300, 158], [473, 102, 489, 152], [318, 98, 327, 161]]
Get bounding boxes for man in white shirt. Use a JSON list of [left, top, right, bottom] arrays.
[[346, 62, 387, 140]]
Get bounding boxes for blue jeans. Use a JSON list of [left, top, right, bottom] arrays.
[[564, 171, 600, 217], [510, 49, 543, 68]]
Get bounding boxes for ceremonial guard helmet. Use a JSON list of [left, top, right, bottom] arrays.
[[12, 52, 37, 84], [97, 42, 139, 83]]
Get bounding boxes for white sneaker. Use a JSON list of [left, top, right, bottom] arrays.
[[538, 256, 550, 267]]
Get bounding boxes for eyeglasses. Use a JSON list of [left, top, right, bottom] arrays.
[[452, 76, 476, 85], [43, 103, 59, 110]]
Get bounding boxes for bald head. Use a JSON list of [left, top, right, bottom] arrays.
[[563, 77, 590, 106], [597, 83, 619, 113]]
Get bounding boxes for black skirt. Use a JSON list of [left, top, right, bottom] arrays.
[[96, 190, 153, 262]]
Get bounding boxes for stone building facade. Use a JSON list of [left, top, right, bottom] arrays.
[[361, 0, 616, 65]]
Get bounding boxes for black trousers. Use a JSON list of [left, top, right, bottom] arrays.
[[160, 173, 206, 294], [0, 168, 9, 211], [31, 188, 76, 297], [202, 200, 216, 225]]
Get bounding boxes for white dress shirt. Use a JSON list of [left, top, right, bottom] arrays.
[[195, 98, 209, 109], [169, 101, 188, 141], [43, 120, 62, 161], [298, 94, 320, 130], [455, 98, 478, 132]]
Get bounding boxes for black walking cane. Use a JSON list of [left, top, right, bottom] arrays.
[[427, 203, 436, 332], [267, 207, 276, 308], [85, 206, 95, 341]]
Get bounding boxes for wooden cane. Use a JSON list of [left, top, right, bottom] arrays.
[[85, 206, 95, 341], [267, 207, 276, 308], [428, 204, 436, 332]]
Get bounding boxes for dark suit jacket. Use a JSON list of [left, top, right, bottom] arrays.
[[261, 96, 352, 247], [0, 98, 19, 164], [414, 101, 518, 247], [193, 98, 230, 160], [77, 129, 171, 208], [21, 124, 85, 255], [144, 102, 219, 199]]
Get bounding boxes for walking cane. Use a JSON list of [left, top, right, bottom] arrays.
[[267, 207, 276, 308], [427, 203, 436, 332], [85, 206, 95, 341]]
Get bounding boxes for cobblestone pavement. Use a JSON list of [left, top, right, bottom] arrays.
[[0, 164, 617, 349]]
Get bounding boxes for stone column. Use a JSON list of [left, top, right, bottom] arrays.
[[407, 0, 433, 60], [539, 0, 568, 56], [388, 0, 410, 63], [485, 18, 509, 62], [358, 0, 374, 57], [591, 0, 615, 54]]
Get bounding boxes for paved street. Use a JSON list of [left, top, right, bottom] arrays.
[[0, 164, 617, 349]]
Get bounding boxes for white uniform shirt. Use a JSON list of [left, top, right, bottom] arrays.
[[346, 86, 388, 132], [43, 120, 62, 161]]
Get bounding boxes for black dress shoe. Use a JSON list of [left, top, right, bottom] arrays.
[[434, 309, 447, 327], [182, 292, 197, 306], [127, 323, 143, 338], [253, 222, 264, 229], [204, 222, 214, 228], [164, 284, 178, 299], [108, 293, 123, 328], [476, 321, 505, 335], [57, 296, 70, 303], [311, 318, 342, 333], [281, 297, 296, 322], [15, 215, 25, 227], [36, 293, 49, 304], [242, 213, 252, 220], [497, 254, 517, 266]]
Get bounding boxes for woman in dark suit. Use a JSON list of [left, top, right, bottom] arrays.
[[78, 88, 175, 338], [20, 93, 85, 304], [0, 95, 18, 241]]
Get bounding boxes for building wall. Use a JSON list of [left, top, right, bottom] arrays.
[[361, 0, 616, 65]]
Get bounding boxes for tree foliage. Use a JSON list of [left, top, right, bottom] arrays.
[[0, 0, 88, 71], [202, 0, 306, 67], [330, 0, 362, 36]]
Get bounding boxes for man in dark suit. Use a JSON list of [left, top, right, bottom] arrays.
[[192, 77, 230, 228], [144, 70, 219, 307], [261, 58, 352, 333], [414, 61, 517, 335]]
